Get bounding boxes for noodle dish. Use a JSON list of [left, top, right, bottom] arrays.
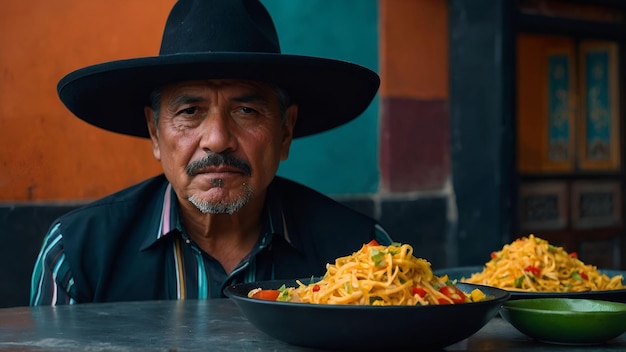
[[224, 241, 510, 350], [435, 234, 626, 302], [248, 240, 488, 306]]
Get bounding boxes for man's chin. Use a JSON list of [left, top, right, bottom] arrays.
[[187, 197, 237, 215], [187, 182, 254, 214]]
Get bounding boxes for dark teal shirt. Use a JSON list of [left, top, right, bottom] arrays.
[[30, 175, 391, 305]]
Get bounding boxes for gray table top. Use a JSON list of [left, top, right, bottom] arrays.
[[0, 299, 625, 351]]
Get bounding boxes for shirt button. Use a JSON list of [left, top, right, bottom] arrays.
[[186, 239, 191, 244]]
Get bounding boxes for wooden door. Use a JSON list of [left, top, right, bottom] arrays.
[[516, 32, 624, 269]]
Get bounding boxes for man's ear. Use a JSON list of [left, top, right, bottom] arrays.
[[280, 104, 298, 161], [144, 106, 161, 161]]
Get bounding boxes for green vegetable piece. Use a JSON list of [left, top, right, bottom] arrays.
[[371, 249, 384, 266], [276, 284, 290, 301], [369, 296, 382, 304]]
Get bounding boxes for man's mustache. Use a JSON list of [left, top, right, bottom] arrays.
[[186, 153, 252, 176]]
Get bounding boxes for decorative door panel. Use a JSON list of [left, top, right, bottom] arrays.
[[516, 33, 623, 269]]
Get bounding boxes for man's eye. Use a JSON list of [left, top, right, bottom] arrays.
[[180, 107, 197, 115], [239, 106, 257, 114]]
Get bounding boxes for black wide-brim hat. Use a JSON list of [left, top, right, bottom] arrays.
[[57, 0, 380, 139]]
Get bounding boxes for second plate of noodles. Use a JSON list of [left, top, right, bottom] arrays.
[[434, 234, 626, 302]]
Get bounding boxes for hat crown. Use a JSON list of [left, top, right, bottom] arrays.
[[160, 0, 281, 55], [58, 0, 379, 139]]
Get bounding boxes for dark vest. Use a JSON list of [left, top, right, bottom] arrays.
[[58, 175, 377, 303]]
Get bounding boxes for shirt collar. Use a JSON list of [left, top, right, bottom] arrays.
[[140, 183, 179, 251]]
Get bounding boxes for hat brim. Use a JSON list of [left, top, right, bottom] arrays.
[[57, 53, 380, 138]]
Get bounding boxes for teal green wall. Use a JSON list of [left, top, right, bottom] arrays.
[[261, 0, 380, 195]]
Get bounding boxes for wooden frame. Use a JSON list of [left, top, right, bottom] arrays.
[[519, 182, 568, 230], [571, 181, 622, 229], [577, 41, 620, 170]]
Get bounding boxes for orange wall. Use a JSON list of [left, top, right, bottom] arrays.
[[1, 0, 450, 201], [0, 0, 175, 201], [379, 0, 449, 99]]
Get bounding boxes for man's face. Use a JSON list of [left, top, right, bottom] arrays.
[[145, 79, 297, 215]]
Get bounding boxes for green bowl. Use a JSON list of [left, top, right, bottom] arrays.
[[500, 298, 626, 345]]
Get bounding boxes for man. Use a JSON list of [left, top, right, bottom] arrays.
[[30, 0, 391, 305]]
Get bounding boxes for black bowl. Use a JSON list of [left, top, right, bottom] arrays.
[[434, 266, 626, 303], [224, 279, 510, 351]]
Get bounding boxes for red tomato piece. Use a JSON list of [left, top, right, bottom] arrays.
[[366, 239, 380, 246], [251, 289, 280, 301], [569, 252, 578, 259], [312, 284, 321, 292], [524, 265, 541, 277], [580, 271, 589, 280], [412, 287, 427, 297], [439, 285, 467, 304]]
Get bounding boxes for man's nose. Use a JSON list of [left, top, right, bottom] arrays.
[[198, 110, 236, 154]]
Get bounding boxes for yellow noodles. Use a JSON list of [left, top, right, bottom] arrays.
[[463, 234, 624, 292], [281, 242, 483, 305]]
